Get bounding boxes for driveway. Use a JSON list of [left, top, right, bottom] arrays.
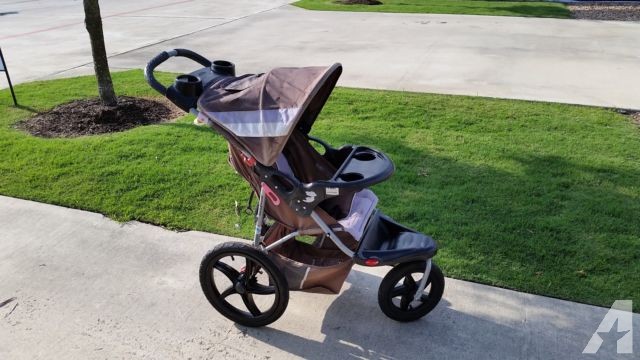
[[1, 0, 639, 109], [0, 0, 292, 82]]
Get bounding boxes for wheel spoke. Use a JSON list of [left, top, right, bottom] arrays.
[[248, 283, 276, 295], [213, 261, 240, 283], [390, 285, 408, 298], [219, 285, 237, 299], [242, 293, 262, 316], [416, 278, 433, 302], [403, 275, 416, 288], [400, 292, 413, 311], [245, 258, 255, 277], [398, 275, 418, 311]]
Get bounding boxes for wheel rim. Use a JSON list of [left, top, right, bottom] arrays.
[[389, 271, 432, 312], [209, 253, 278, 318]]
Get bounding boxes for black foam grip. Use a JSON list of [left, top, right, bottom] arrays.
[[144, 51, 170, 95], [174, 49, 212, 68]]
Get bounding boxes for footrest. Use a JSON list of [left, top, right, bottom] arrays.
[[355, 211, 437, 266]]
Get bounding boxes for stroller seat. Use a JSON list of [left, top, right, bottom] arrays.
[[356, 211, 437, 266], [276, 154, 377, 241]]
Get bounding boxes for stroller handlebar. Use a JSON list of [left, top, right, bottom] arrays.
[[144, 51, 171, 94], [144, 49, 213, 96]]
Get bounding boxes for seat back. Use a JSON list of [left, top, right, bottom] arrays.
[[227, 131, 364, 293], [228, 131, 356, 235]]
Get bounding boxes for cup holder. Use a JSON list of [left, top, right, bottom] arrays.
[[211, 60, 236, 76], [329, 146, 393, 185], [353, 151, 377, 161], [339, 173, 365, 182], [174, 74, 203, 97]]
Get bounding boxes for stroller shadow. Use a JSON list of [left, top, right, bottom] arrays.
[[239, 269, 523, 360]]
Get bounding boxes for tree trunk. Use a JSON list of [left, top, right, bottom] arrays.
[[83, 0, 117, 106]]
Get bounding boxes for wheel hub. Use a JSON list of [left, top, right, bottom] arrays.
[[234, 281, 247, 295], [235, 277, 247, 294]]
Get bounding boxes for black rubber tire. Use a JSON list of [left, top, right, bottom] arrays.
[[199, 241, 289, 327], [378, 261, 444, 322]]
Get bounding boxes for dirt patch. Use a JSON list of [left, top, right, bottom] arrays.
[[335, 0, 382, 5], [18, 96, 183, 138], [569, 2, 640, 21]]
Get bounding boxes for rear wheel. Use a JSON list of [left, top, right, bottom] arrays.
[[378, 261, 444, 322], [199, 242, 289, 327]]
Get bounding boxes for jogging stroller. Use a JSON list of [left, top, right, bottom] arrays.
[[145, 49, 445, 327]]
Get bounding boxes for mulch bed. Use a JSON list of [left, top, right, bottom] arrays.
[[335, 0, 382, 5], [568, 2, 640, 21], [18, 96, 183, 138], [631, 112, 640, 127], [618, 109, 640, 127]]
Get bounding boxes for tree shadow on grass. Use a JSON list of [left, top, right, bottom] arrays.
[[160, 122, 639, 308], [168, 113, 640, 308], [367, 137, 640, 309], [234, 128, 639, 357]]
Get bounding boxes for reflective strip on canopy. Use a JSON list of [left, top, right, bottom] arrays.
[[208, 108, 300, 137]]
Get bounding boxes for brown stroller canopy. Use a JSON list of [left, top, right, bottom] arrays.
[[197, 63, 343, 166]]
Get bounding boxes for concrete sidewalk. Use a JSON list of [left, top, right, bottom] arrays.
[[1, 1, 640, 109], [1, 195, 637, 359]]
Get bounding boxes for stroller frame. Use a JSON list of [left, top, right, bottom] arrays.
[[145, 48, 445, 327], [254, 187, 434, 303]]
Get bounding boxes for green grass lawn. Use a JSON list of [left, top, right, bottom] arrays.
[[294, 0, 571, 18], [1, 71, 638, 310]]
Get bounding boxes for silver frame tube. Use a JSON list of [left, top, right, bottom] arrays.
[[264, 231, 299, 251], [253, 187, 267, 246], [251, 191, 354, 258], [413, 259, 432, 302], [310, 211, 354, 258]]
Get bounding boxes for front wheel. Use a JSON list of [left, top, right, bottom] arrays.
[[199, 242, 289, 327], [378, 261, 444, 322]]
